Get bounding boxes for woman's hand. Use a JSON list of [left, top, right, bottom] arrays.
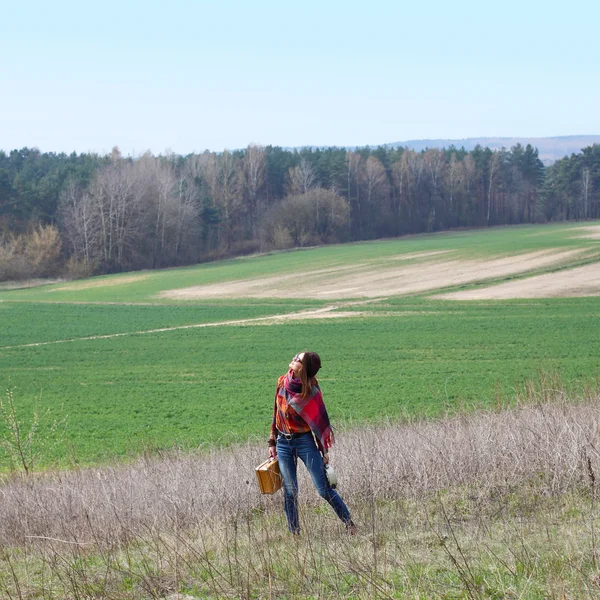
[[269, 445, 277, 459], [322, 453, 329, 465]]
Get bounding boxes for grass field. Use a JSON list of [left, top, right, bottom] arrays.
[[2, 222, 600, 468]]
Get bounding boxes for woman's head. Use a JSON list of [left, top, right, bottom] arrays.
[[290, 351, 321, 398]]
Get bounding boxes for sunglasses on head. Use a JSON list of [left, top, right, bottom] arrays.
[[292, 354, 303, 364]]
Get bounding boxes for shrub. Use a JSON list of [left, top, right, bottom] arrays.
[[0, 224, 63, 281], [64, 255, 97, 280], [262, 188, 350, 249], [0, 384, 67, 475], [271, 225, 293, 250], [0, 234, 27, 281], [22, 224, 62, 277]]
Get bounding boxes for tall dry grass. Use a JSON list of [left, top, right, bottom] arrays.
[[2, 379, 600, 598]]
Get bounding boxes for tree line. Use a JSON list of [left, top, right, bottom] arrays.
[[1, 142, 599, 280]]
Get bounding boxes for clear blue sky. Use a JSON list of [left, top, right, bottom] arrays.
[[2, 0, 599, 155]]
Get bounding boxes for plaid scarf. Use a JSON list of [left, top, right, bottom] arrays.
[[282, 370, 335, 450]]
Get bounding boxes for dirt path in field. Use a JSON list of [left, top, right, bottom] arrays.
[[0, 301, 379, 350], [436, 260, 600, 299], [159, 249, 584, 300], [572, 225, 600, 240]]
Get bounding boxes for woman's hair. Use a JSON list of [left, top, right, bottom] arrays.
[[298, 352, 321, 399]]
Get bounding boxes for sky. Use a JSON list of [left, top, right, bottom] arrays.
[[2, 0, 599, 156]]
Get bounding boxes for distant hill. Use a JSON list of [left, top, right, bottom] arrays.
[[382, 135, 600, 165]]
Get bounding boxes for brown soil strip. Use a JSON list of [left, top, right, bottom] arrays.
[[571, 225, 600, 240], [159, 249, 584, 300], [436, 261, 600, 300]]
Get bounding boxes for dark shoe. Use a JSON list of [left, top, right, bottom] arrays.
[[346, 520, 357, 535]]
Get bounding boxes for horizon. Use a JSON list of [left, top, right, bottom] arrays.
[[4, 133, 600, 160]]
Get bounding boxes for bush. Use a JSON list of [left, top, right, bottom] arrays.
[[64, 256, 97, 280], [22, 224, 62, 277], [261, 188, 350, 249], [0, 234, 27, 281], [0, 224, 63, 281], [271, 225, 293, 250]]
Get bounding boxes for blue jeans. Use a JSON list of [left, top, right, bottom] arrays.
[[276, 432, 352, 534]]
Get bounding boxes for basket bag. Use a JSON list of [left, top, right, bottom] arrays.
[[255, 457, 282, 494]]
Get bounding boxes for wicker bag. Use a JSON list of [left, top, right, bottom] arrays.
[[255, 457, 282, 494]]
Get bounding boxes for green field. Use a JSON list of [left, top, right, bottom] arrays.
[[2, 222, 600, 467]]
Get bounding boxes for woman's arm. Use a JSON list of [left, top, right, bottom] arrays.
[[268, 390, 278, 458], [314, 435, 329, 463]]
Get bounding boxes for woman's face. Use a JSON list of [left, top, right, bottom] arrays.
[[289, 352, 305, 374]]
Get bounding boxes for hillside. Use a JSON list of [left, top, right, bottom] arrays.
[[383, 134, 600, 165], [1, 221, 600, 467], [2, 222, 600, 597]]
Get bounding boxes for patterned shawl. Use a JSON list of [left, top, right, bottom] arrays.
[[282, 370, 335, 450]]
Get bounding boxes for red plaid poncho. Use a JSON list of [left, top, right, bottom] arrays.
[[270, 370, 334, 451]]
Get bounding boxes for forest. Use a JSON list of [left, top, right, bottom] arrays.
[[1, 142, 599, 280]]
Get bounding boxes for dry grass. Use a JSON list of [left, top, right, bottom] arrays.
[[2, 378, 600, 598]]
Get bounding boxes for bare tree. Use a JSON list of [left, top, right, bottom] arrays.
[[314, 188, 350, 242], [362, 156, 388, 204], [90, 159, 148, 268], [424, 149, 445, 198], [446, 153, 465, 222], [581, 167, 592, 219], [423, 149, 446, 228], [242, 144, 266, 238], [395, 152, 415, 226], [286, 158, 317, 196], [346, 151, 363, 235], [174, 164, 201, 261], [199, 153, 219, 202], [59, 180, 99, 265], [390, 158, 404, 232], [61, 156, 158, 271], [135, 154, 177, 268], [487, 152, 501, 225], [196, 153, 222, 254], [462, 154, 477, 223], [403, 151, 425, 222], [215, 151, 242, 252], [359, 156, 389, 235]]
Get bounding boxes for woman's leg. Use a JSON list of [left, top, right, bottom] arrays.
[[276, 438, 300, 534], [296, 435, 352, 526]]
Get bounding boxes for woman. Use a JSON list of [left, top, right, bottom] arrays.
[[268, 351, 355, 535]]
